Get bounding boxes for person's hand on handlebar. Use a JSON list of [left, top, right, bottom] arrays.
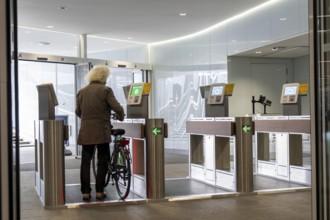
[[112, 113, 125, 121]]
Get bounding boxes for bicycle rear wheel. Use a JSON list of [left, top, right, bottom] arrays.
[[92, 147, 111, 187], [113, 148, 131, 199]]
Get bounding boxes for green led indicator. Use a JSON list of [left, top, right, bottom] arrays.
[[152, 127, 162, 135], [242, 125, 251, 133]]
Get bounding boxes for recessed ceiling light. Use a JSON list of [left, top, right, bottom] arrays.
[[46, 25, 54, 28], [179, 12, 187, 16], [280, 17, 287, 21], [38, 41, 50, 46], [255, 51, 262, 54], [57, 6, 67, 10], [127, 37, 133, 40]]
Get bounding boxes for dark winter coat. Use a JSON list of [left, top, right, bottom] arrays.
[[75, 81, 124, 145]]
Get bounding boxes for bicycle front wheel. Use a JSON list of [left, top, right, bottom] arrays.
[[113, 148, 131, 199]]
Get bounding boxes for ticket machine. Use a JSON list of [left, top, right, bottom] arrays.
[[123, 82, 150, 119], [200, 83, 234, 117], [35, 83, 66, 208], [280, 83, 306, 115], [113, 82, 166, 199]]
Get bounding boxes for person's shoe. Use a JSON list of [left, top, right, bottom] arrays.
[[96, 192, 107, 200], [82, 193, 91, 201]]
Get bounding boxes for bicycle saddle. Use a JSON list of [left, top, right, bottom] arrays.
[[111, 129, 125, 136]]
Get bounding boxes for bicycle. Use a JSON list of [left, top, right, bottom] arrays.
[[92, 115, 132, 200]]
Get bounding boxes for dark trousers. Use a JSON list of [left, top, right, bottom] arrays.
[[80, 143, 110, 194]]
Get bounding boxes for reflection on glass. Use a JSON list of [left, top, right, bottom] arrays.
[[18, 61, 76, 147]]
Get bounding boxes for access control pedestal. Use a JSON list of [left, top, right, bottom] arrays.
[[35, 83, 66, 208], [253, 83, 311, 186], [200, 84, 231, 117], [35, 120, 65, 208], [115, 83, 166, 199], [254, 115, 311, 185], [113, 118, 167, 199]]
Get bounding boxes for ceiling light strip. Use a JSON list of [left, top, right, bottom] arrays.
[[18, 25, 76, 36], [150, 0, 280, 46]]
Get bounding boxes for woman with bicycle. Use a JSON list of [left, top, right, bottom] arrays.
[[75, 65, 124, 201]]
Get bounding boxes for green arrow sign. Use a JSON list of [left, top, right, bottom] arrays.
[[152, 127, 162, 135], [242, 125, 251, 133]]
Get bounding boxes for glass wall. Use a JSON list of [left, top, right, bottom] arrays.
[[18, 61, 75, 146], [107, 68, 142, 107], [150, 0, 308, 155]]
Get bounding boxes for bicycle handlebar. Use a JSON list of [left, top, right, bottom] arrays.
[[111, 113, 125, 121]]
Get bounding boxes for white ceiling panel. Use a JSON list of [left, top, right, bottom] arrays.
[[17, 0, 270, 43]]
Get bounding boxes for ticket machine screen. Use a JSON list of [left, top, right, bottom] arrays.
[[130, 85, 143, 96], [36, 83, 59, 106], [207, 84, 225, 105], [211, 86, 224, 96], [284, 86, 297, 96], [127, 83, 144, 105], [280, 83, 299, 104]]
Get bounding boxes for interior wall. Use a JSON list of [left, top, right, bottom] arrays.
[[228, 55, 310, 117], [227, 56, 294, 116], [293, 55, 310, 115]]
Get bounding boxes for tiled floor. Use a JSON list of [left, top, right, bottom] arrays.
[[20, 147, 312, 220]]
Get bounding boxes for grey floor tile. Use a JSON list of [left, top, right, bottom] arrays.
[[20, 147, 312, 220]]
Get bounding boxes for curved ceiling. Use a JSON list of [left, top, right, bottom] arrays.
[[18, 0, 270, 43]]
